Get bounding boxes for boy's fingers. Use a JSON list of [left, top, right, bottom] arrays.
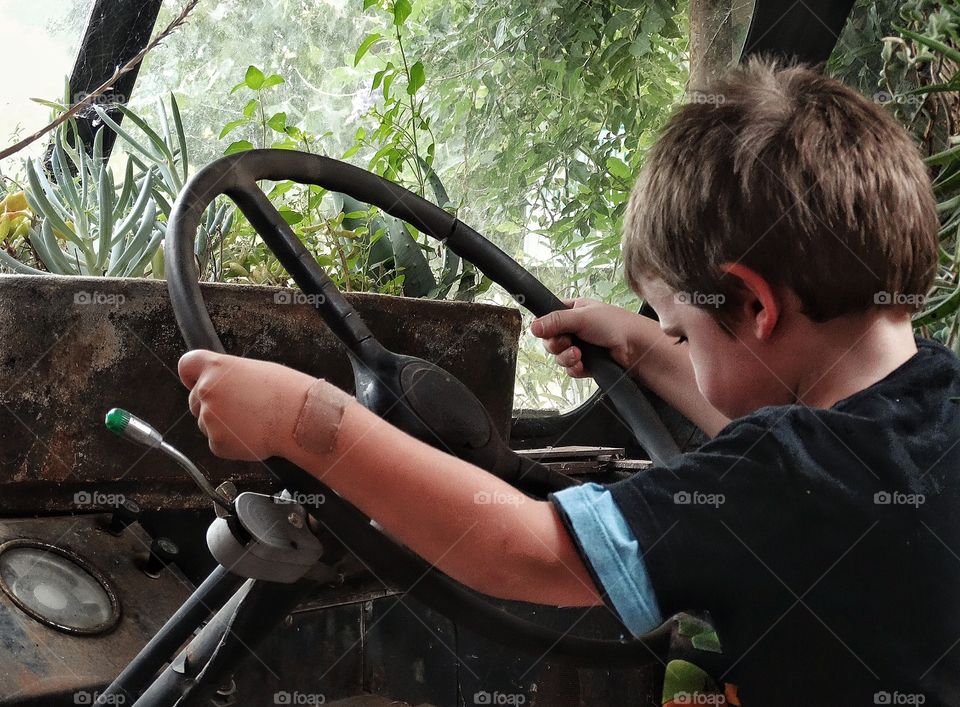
[[566, 361, 587, 378], [557, 346, 581, 368], [542, 335, 572, 355], [179, 349, 219, 389], [188, 386, 202, 418]]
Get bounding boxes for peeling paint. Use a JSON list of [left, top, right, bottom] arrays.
[[0, 276, 521, 513]]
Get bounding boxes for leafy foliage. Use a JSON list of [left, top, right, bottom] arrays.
[[10, 1, 960, 408], [111, 0, 693, 408], [875, 2, 960, 351]]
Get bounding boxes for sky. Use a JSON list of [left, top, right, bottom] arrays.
[[0, 0, 93, 164]]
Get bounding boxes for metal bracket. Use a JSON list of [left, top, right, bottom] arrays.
[[206, 492, 323, 583]]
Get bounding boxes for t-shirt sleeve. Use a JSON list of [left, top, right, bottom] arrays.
[[549, 482, 664, 637], [604, 416, 799, 618]]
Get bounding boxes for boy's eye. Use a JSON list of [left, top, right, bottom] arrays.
[[673, 335, 688, 346]]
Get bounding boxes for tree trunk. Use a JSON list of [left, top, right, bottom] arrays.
[[688, 0, 739, 93]]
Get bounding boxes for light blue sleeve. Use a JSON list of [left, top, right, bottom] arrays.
[[550, 481, 663, 637]]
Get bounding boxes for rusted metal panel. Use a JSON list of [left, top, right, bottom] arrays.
[[0, 275, 521, 513], [0, 515, 193, 705]]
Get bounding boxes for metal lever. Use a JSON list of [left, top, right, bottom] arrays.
[[104, 408, 234, 514]]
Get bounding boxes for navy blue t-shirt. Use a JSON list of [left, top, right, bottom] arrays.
[[552, 338, 960, 705]]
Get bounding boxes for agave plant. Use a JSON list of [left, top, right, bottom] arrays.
[[1, 93, 232, 279], [93, 95, 233, 278], [4, 123, 163, 277]]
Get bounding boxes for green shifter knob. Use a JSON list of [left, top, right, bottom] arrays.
[[105, 408, 163, 448]]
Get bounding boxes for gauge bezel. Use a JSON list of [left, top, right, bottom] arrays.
[[0, 538, 121, 636]]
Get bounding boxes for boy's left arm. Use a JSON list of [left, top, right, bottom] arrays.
[[178, 350, 602, 609]]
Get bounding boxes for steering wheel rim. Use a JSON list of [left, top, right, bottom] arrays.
[[167, 149, 680, 464]]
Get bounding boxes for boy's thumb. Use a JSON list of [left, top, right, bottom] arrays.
[[178, 349, 219, 389]]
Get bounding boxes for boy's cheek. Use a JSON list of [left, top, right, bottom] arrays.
[[697, 352, 789, 418], [691, 350, 754, 418], [692, 362, 735, 416]]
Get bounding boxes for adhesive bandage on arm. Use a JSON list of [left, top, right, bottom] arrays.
[[292, 378, 356, 455]]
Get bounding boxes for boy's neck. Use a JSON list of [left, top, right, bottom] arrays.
[[790, 310, 918, 409]]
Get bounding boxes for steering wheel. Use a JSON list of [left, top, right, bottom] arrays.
[[166, 149, 680, 666]]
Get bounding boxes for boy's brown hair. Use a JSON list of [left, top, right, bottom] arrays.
[[623, 57, 938, 322]]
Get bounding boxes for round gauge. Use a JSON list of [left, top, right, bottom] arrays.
[[0, 539, 120, 635]]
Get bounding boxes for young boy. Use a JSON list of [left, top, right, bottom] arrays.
[[177, 59, 960, 705]]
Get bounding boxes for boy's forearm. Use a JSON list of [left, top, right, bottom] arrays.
[[280, 400, 602, 608], [622, 315, 731, 437]]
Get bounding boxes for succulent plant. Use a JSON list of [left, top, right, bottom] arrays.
[[94, 94, 232, 278], [8, 123, 163, 277], [0, 94, 233, 279]]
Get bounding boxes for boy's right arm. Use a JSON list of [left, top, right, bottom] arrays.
[[531, 299, 731, 437]]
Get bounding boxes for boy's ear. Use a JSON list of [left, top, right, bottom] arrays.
[[718, 262, 780, 340]]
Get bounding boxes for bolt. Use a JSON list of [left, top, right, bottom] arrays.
[[144, 537, 179, 578], [105, 499, 141, 536]]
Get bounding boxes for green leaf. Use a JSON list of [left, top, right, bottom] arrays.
[[662, 660, 715, 702], [493, 19, 508, 49], [355, 33, 382, 66], [261, 74, 285, 90], [926, 143, 960, 167], [363, 0, 378, 8], [691, 630, 722, 653], [630, 36, 651, 57], [224, 140, 254, 156], [30, 98, 69, 112], [641, 8, 666, 37], [170, 93, 189, 181], [243, 99, 259, 118], [267, 112, 288, 132], [606, 156, 632, 180], [219, 119, 248, 139], [393, 0, 411, 26], [268, 181, 297, 198], [383, 71, 397, 99], [245, 65, 266, 90], [407, 61, 426, 96], [278, 208, 303, 225], [390, 220, 437, 296]]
